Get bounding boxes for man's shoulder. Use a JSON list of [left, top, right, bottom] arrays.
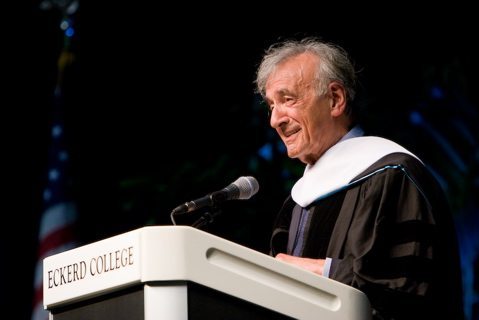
[[360, 152, 425, 176], [353, 151, 440, 197]]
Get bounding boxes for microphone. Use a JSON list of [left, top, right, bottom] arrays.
[[171, 176, 259, 215]]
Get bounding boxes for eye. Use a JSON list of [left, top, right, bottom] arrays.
[[284, 96, 295, 104]]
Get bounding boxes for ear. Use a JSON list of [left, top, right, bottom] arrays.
[[328, 82, 347, 117]]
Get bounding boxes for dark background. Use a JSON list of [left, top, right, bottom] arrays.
[[4, 2, 479, 319]]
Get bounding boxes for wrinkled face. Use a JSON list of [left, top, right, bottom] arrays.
[[265, 53, 340, 165]]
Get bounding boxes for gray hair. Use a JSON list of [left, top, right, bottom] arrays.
[[255, 37, 357, 112]]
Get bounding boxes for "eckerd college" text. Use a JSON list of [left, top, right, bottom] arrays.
[[47, 246, 134, 288]]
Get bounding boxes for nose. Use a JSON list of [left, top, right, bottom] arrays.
[[269, 104, 288, 129]]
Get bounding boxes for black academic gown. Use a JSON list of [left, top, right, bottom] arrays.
[[271, 152, 464, 320]]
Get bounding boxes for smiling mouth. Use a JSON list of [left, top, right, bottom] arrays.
[[283, 127, 300, 138]]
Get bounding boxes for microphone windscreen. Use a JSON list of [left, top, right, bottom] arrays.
[[233, 176, 259, 200]]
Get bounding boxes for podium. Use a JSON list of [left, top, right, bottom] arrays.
[[43, 226, 371, 319]]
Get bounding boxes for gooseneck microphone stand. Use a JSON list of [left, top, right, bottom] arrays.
[[170, 206, 223, 230], [190, 206, 222, 229]]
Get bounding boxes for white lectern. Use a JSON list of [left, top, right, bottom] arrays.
[[43, 226, 371, 319]]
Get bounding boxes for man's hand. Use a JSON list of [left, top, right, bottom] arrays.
[[275, 253, 325, 276]]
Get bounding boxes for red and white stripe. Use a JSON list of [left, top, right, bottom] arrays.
[[32, 202, 77, 320]]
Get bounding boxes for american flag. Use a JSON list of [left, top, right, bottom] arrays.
[[32, 101, 78, 320], [32, 3, 79, 319], [32, 83, 79, 320]]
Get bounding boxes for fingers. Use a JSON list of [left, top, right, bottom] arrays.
[[275, 253, 325, 275]]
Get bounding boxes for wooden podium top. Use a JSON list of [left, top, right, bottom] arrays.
[[43, 226, 371, 320]]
